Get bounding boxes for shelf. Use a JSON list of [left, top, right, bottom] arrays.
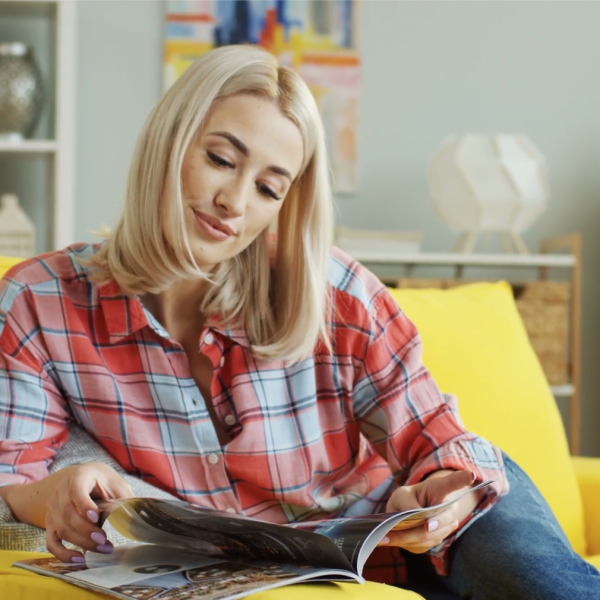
[[348, 250, 576, 269], [0, 0, 75, 250], [0, 1, 56, 18], [550, 384, 575, 398], [0, 140, 58, 155]]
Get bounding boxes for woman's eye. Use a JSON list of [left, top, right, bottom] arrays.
[[257, 182, 281, 201], [207, 151, 233, 169]]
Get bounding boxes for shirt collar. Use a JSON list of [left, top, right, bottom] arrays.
[[206, 314, 251, 348], [98, 280, 149, 343], [98, 281, 251, 348]]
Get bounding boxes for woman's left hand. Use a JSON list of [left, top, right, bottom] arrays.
[[379, 469, 476, 554]]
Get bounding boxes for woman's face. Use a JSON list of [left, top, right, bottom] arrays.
[[179, 94, 304, 271]]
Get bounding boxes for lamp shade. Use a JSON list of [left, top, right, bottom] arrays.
[[429, 134, 549, 235]]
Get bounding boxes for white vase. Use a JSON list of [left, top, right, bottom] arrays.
[[0, 193, 35, 257]]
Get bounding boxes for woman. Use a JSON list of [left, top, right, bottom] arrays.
[[0, 45, 597, 599]]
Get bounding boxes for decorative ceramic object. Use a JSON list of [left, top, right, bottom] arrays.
[[0, 193, 36, 257], [0, 42, 45, 141], [428, 134, 549, 254]]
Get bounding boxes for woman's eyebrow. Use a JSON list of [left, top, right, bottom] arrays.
[[207, 130, 292, 181], [208, 131, 249, 156]]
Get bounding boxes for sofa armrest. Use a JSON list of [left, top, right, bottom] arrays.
[[572, 456, 600, 556]]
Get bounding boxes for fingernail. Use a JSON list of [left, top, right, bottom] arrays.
[[90, 531, 106, 545], [96, 543, 113, 554], [380, 536, 390, 544], [86, 510, 99, 523], [427, 519, 439, 532], [71, 556, 86, 563]]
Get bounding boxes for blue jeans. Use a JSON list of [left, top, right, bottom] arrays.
[[403, 453, 600, 600]]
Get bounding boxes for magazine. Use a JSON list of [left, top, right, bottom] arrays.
[[14, 479, 493, 600]]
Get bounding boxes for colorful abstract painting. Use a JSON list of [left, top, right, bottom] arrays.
[[164, 0, 360, 193]]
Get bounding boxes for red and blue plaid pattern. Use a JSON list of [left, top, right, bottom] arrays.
[[0, 243, 507, 579]]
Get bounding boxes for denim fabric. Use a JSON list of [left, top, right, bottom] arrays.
[[403, 453, 600, 600]]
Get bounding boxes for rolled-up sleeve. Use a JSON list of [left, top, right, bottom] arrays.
[[0, 278, 70, 487], [354, 287, 509, 575]]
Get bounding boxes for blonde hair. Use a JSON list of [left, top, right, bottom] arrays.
[[88, 45, 334, 364]]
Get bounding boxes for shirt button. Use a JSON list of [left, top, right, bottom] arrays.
[[226, 507, 236, 514], [208, 453, 219, 465], [204, 333, 214, 345], [219, 356, 225, 367], [224, 414, 235, 426]]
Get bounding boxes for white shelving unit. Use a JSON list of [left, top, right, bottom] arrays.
[[347, 250, 576, 269], [349, 233, 582, 454], [0, 0, 76, 251]]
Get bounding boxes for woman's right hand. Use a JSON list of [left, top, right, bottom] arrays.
[[44, 461, 133, 563]]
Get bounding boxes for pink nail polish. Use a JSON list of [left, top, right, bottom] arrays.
[[71, 556, 85, 563], [91, 531, 106, 545], [86, 509, 99, 523], [427, 519, 439, 532], [96, 543, 113, 554], [380, 536, 390, 544]]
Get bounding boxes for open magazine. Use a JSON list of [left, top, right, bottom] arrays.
[[15, 479, 492, 600]]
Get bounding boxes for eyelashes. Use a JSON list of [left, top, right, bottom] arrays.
[[206, 151, 282, 201], [207, 151, 233, 169], [257, 183, 281, 201]]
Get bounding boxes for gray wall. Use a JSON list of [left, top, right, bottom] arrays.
[[75, 1, 600, 455]]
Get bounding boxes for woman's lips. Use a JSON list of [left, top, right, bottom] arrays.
[[193, 210, 235, 241]]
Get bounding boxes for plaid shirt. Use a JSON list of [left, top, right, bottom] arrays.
[[0, 243, 507, 580]]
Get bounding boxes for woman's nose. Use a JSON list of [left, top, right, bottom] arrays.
[[215, 183, 248, 217]]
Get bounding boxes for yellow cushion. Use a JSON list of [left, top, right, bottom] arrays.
[[588, 555, 600, 571], [387, 282, 587, 557], [572, 456, 600, 555], [0, 551, 421, 599], [0, 256, 24, 277]]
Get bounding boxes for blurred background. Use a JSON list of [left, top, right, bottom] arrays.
[[1, 0, 599, 455]]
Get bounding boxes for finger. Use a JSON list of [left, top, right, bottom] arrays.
[[106, 475, 133, 499], [51, 486, 112, 552], [93, 469, 133, 502], [425, 470, 475, 504], [49, 500, 107, 552], [379, 518, 460, 553], [57, 468, 104, 523], [45, 512, 85, 564], [386, 486, 421, 513], [391, 506, 458, 541]]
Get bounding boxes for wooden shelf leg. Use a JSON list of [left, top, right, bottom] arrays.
[[510, 232, 529, 255]]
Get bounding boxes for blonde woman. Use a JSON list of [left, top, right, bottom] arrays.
[[0, 46, 597, 600]]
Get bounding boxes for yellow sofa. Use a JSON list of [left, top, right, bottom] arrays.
[[0, 257, 599, 599]]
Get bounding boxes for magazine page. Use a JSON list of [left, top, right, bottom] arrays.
[[100, 498, 355, 573], [15, 544, 361, 600], [291, 479, 494, 574]]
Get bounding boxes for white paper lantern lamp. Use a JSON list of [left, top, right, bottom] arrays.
[[428, 134, 549, 254]]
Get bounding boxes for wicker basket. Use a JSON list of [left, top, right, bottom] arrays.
[[390, 278, 570, 385], [513, 281, 570, 385]]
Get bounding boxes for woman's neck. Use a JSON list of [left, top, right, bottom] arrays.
[[140, 278, 210, 337]]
